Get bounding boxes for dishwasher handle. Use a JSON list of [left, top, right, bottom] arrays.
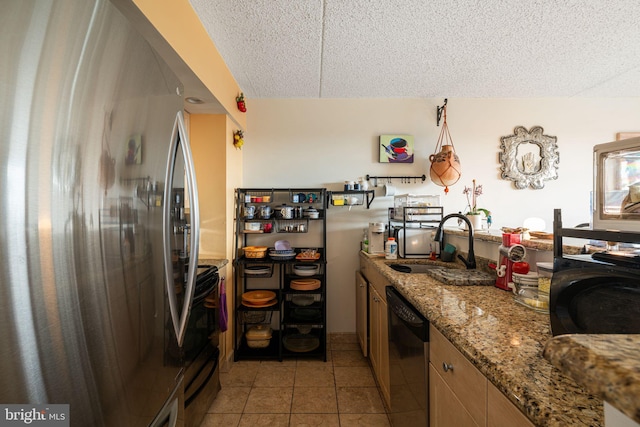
[[386, 286, 429, 342]]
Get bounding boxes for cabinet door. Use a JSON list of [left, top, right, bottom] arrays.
[[487, 381, 534, 427], [368, 284, 390, 408], [429, 325, 487, 425], [429, 364, 480, 427], [355, 271, 368, 357], [378, 295, 390, 407], [368, 285, 379, 374]]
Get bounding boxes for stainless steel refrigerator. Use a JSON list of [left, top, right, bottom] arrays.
[[0, 1, 201, 425]]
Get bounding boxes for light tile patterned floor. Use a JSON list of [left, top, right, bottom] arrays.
[[200, 334, 390, 427]]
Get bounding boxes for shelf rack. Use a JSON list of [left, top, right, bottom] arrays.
[[233, 188, 328, 362], [388, 206, 443, 258], [326, 190, 375, 209]]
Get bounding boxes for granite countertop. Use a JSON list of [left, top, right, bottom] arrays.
[[543, 334, 640, 424], [446, 228, 586, 255], [198, 258, 228, 270], [362, 254, 603, 426]]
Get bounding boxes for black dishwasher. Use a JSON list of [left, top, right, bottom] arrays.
[[386, 286, 429, 427]]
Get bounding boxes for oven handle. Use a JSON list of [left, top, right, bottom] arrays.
[[185, 353, 219, 407]]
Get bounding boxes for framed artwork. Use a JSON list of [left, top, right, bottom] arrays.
[[616, 132, 640, 141], [379, 135, 414, 163], [125, 134, 142, 165], [499, 126, 559, 189]]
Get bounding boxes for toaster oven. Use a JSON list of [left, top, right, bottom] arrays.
[[393, 227, 439, 258]]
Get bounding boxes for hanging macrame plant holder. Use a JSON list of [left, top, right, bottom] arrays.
[[429, 105, 461, 194]]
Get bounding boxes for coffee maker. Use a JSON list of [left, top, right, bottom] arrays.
[[368, 222, 386, 255], [495, 235, 526, 291]]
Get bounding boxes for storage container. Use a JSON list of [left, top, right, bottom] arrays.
[[537, 262, 553, 295], [393, 194, 441, 220], [245, 325, 273, 348], [385, 237, 398, 260], [242, 246, 268, 258]]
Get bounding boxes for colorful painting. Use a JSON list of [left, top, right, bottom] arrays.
[[379, 135, 414, 163]]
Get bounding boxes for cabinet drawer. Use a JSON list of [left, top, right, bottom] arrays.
[[429, 325, 487, 426]]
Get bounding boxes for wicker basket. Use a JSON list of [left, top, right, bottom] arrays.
[[241, 310, 272, 324], [243, 246, 268, 258]]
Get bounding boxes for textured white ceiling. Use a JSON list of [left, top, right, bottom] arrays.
[[189, 0, 640, 99]]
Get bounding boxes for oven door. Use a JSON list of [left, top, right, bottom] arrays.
[[550, 267, 640, 336]]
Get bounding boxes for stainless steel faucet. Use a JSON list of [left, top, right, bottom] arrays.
[[434, 213, 476, 269]]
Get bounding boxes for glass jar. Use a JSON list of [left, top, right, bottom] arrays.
[[537, 262, 553, 295]]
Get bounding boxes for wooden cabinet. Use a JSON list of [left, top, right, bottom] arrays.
[[355, 270, 368, 357], [368, 284, 390, 407], [487, 381, 534, 427], [430, 324, 534, 427], [430, 363, 480, 427], [359, 257, 539, 427], [359, 255, 392, 408], [429, 325, 486, 427]]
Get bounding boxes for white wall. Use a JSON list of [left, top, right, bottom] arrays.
[[243, 97, 640, 332]]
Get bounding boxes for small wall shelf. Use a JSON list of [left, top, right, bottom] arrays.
[[326, 190, 375, 209]]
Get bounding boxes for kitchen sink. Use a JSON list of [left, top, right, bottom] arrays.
[[388, 263, 495, 286], [388, 263, 443, 273]]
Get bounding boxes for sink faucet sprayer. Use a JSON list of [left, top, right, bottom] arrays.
[[434, 213, 476, 269]]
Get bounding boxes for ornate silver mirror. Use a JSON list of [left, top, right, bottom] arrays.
[[499, 126, 559, 189]]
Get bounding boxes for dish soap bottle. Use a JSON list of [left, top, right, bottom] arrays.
[[385, 237, 398, 260], [362, 229, 369, 253]]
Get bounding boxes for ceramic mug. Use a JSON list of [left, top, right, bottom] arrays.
[[258, 205, 272, 219], [384, 184, 396, 197], [243, 205, 256, 219]]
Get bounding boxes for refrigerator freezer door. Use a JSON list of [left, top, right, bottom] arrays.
[[1, 0, 185, 424], [163, 111, 200, 346]]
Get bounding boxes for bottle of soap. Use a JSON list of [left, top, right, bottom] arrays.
[[385, 237, 397, 260], [362, 229, 369, 253]]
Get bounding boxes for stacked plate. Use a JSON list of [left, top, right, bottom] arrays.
[[293, 264, 319, 276], [291, 278, 321, 291], [269, 248, 296, 260], [269, 241, 296, 260], [283, 334, 320, 353], [245, 265, 271, 276], [512, 272, 539, 286], [242, 290, 277, 308]]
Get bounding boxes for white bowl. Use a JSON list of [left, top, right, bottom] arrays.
[[293, 268, 318, 276]]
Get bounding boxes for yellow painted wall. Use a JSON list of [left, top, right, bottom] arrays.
[[189, 113, 242, 365], [225, 115, 243, 364], [190, 114, 227, 257], [132, 0, 246, 129]]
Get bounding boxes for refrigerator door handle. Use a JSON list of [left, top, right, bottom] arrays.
[[163, 110, 200, 346]]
